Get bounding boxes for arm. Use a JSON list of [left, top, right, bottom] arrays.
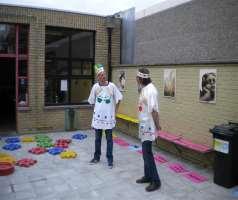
[[152, 110, 161, 131], [112, 83, 123, 113], [88, 84, 96, 105], [115, 100, 121, 114]]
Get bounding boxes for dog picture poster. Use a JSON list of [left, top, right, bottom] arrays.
[[199, 69, 216, 103], [164, 68, 176, 98]]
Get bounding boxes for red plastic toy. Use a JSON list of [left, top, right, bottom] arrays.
[[28, 147, 47, 154], [54, 139, 71, 148], [16, 158, 37, 167], [0, 162, 15, 176], [56, 139, 71, 144]]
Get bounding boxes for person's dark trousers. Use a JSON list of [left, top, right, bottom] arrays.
[[142, 140, 160, 183], [94, 129, 113, 164]]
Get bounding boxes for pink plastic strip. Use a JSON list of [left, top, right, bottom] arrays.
[[154, 153, 168, 164], [167, 163, 189, 173], [182, 171, 208, 183]]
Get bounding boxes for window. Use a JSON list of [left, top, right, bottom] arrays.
[[18, 25, 28, 54], [45, 26, 95, 105], [0, 24, 16, 54]]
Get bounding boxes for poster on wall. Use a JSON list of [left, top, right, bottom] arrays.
[[199, 69, 216, 103], [117, 70, 126, 91], [163, 69, 176, 97], [61, 80, 68, 91]]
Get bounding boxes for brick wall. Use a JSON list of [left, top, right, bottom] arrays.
[[112, 64, 238, 147], [0, 5, 121, 133], [112, 64, 238, 165]]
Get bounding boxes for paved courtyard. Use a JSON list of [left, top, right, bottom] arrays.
[[0, 130, 237, 200]]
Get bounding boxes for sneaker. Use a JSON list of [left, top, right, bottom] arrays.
[[136, 176, 150, 184], [89, 158, 99, 165], [145, 181, 161, 192], [108, 163, 113, 169]]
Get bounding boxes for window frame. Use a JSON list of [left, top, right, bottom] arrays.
[[45, 26, 95, 106], [0, 23, 29, 107]]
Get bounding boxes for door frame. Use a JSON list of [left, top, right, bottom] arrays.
[[0, 23, 29, 132]]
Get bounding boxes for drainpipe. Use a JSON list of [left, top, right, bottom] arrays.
[[106, 16, 116, 82], [107, 27, 112, 81]]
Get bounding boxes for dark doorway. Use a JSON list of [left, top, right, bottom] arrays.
[[0, 58, 16, 133]]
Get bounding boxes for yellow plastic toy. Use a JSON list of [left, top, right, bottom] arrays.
[[60, 150, 77, 159], [21, 136, 35, 143], [0, 153, 16, 164]]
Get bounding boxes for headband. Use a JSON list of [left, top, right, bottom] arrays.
[[95, 64, 104, 75], [137, 71, 150, 79]]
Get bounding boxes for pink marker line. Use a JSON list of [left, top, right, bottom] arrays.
[[113, 138, 129, 147], [167, 163, 189, 173], [182, 171, 208, 183], [154, 153, 168, 164]]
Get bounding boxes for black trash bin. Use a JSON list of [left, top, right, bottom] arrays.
[[210, 122, 238, 188]]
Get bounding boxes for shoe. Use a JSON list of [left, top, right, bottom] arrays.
[[89, 158, 99, 164], [108, 163, 113, 169], [136, 176, 150, 184], [145, 181, 161, 192]]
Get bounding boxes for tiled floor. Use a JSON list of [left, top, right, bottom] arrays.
[[0, 130, 237, 200]]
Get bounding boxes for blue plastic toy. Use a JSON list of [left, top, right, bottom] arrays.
[[48, 147, 64, 155], [2, 143, 21, 151], [5, 137, 20, 143], [72, 133, 87, 140]]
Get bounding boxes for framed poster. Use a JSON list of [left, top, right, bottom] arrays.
[[117, 70, 126, 91], [199, 69, 216, 103], [164, 69, 176, 97]]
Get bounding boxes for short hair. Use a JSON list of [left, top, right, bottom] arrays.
[[138, 67, 152, 86]]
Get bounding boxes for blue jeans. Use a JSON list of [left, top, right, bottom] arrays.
[[142, 140, 160, 183], [94, 129, 113, 164]]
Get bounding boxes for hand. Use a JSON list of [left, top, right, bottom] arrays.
[[155, 129, 161, 138], [158, 125, 162, 131]]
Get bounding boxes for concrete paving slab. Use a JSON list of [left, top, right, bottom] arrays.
[[0, 130, 236, 200]]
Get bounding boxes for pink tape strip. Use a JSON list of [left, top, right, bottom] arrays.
[[168, 163, 189, 173], [154, 153, 168, 163], [182, 171, 208, 183], [137, 150, 143, 154], [113, 138, 129, 147]]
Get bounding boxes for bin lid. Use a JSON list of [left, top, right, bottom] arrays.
[[210, 123, 238, 136]]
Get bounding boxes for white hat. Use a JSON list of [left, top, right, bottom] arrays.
[[95, 64, 104, 75]]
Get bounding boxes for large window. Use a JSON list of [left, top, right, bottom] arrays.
[[45, 26, 95, 105]]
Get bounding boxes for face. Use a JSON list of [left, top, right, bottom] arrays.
[[205, 73, 216, 92], [97, 71, 106, 84]]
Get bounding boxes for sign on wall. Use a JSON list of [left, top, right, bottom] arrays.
[[163, 69, 176, 97], [199, 69, 216, 103]]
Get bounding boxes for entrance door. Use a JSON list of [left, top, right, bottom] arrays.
[[0, 58, 16, 132], [0, 23, 29, 133]]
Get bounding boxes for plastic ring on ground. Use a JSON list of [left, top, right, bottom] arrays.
[[0, 162, 15, 176]]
